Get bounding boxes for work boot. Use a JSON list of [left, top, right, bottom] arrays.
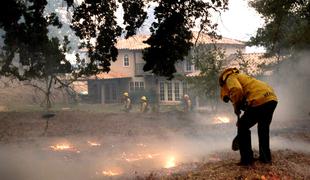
[[259, 157, 272, 164], [237, 159, 254, 166]]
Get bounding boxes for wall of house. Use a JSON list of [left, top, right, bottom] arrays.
[[110, 49, 145, 77], [88, 78, 130, 104], [87, 42, 246, 105], [88, 80, 102, 103], [110, 49, 135, 76], [177, 44, 246, 74]]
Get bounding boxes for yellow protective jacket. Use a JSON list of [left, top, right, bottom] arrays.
[[220, 69, 277, 110], [140, 101, 148, 113]]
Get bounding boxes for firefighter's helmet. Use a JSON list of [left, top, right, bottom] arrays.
[[141, 96, 147, 101], [219, 67, 239, 87], [123, 92, 129, 97]]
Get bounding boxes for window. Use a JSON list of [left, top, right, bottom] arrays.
[[129, 81, 145, 91], [129, 82, 134, 91], [160, 82, 165, 101], [174, 82, 180, 101], [167, 82, 172, 101], [183, 81, 188, 95], [139, 82, 145, 90], [124, 54, 129, 66], [185, 60, 192, 72], [135, 82, 139, 89], [159, 80, 185, 102]]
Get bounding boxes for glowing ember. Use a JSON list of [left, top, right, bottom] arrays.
[[214, 116, 230, 124], [122, 152, 160, 162], [49, 143, 79, 153], [87, 141, 101, 147], [102, 169, 122, 176], [165, 156, 176, 168], [50, 144, 72, 151]]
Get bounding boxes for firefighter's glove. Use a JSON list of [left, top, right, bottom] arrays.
[[234, 107, 241, 116], [223, 95, 230, 103], [232, 135, 239, 151]]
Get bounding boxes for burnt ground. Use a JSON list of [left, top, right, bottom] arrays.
[[0, 110, 309, 180]]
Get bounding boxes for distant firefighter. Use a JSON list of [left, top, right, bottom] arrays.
[[219, 68, 278, 166], [183, 94, 192, 112], [140, 96, 149, 113], [122, 92, 132, 112]]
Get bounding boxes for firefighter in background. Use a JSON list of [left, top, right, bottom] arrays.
[[183, 94, 192, 112], [123, 92, 132, 112], [219, 68, 278, 166], [140, 96, 149, 113]]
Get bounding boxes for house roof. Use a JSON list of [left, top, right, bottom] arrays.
[[115, 35, 150, 50], [228, 53, 281, 76], [71, 81, 88, 95], [115, 33, 245, 50], [89, 70, 131, 80], [192, 32, 245, 46], [186, 53, 282, 77]]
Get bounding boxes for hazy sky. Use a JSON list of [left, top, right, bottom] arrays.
[[116, 0, 264, 42], [132, 0, 266, 52], [217, 0, 265, 52], [216, 0, 264, 41]]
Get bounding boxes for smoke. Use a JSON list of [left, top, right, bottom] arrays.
[[267, 51, 310, 120], [0, 113, 237, 180], [0, 110, 309, 180]]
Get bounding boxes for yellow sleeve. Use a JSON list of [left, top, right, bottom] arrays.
[[226, 75, 244, 110]]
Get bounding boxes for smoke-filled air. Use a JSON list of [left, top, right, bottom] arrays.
[[0, 0, 309, 179]]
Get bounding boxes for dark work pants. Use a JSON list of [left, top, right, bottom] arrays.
[[237, 100, 277, 163]]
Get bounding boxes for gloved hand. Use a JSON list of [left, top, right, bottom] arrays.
[[223, 95, 230, 103], [234, 107, 241, 116], [232, 135, 239, 151], [236, 115, 240, 127]]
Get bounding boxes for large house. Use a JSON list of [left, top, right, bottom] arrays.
[[87, 33, 245, 104]]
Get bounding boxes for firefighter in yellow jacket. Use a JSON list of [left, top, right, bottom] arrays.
[[219, 68, 278, 165], [140, 96, 149, 113], [123, 92, 132, 112], [183, 94, 192, 112]]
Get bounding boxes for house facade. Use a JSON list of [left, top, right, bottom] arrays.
[[87, 34, 246, 104]]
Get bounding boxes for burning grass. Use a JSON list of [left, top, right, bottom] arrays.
[[0, 111, 309, 180], [50, 143, 80, 153]]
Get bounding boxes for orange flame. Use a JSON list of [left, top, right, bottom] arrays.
[[49, 143, 80, 153], [164, 156, 176, 168], [213, 116, 230, 124], [102, 169, 122, 176], [50, 144, 72, 151], [87, 141, 101, 147]]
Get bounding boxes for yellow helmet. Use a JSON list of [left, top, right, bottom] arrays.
[[123, 92, 129, 96], [219, 67, 239, 87], [141, 96, 147, 101]]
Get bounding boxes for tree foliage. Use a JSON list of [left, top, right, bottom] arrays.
[[249, 0, 310, 55], [185, 45, 225, 110], [0, 0, 71, 80], [0, 0, 228, 80], [143, 0, 228, 79]]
